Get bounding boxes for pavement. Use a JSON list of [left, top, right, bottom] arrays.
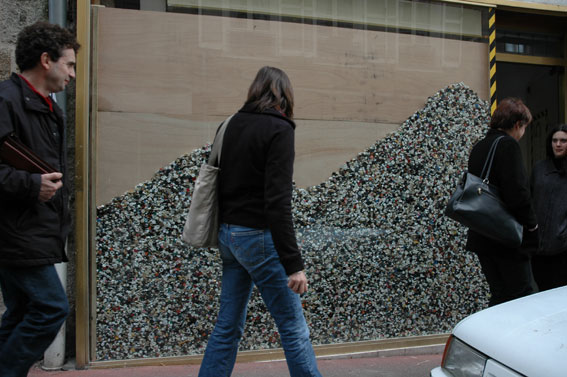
[[27, 353, 442, 377]]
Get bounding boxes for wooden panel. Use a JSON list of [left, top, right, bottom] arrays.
[[95, 112, 219, 205], [94, 7, 489, 205], [95, 112, 396, 204], [294, 120, 400, 189]]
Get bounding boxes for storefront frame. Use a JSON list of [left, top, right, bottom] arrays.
[[74, 0, 567, 369]]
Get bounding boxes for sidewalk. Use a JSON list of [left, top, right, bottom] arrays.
[[28, 353, 442, 377]]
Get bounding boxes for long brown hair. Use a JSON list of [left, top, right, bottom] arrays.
[[245, 66, 294, 118], [546, 123, 567, 160]]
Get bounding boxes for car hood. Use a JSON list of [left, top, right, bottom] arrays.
[[453, 286, 567, 377]]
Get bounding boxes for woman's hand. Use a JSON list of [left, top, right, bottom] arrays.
[[521, 224, 539, 254], [288, 270, 308, 294]]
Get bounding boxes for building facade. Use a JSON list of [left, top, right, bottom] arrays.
[[1, 0, 566, 369]]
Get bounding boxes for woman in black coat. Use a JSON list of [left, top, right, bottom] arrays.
[[530, 124, 567, 291], [465, 98, 538, 306], [198, 67, 322, 377]]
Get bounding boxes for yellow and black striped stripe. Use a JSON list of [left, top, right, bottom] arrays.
[[489, 8, 497, 115]]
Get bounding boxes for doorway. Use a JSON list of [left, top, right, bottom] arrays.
[[497, 62, 564, 173], [495, 9, 566, 173]]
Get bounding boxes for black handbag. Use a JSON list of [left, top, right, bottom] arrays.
[[445, 136, 523, 248]]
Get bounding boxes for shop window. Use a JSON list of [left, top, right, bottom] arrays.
[[496, 30, 564, 58], [91, 0, 491, 361]]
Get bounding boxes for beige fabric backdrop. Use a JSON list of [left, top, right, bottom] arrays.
[[93, 7, 488, 205]]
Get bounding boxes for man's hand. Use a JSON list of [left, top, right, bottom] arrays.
[[39, 172, 63, 202], [287, 270, 308, 294]]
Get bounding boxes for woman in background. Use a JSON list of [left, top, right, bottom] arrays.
[[465, 98, 538, 306], [198, 66, 322, 377], [530, 124, 567, 291]]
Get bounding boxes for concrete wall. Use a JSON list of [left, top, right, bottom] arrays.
[[0, 0, 48, 81]]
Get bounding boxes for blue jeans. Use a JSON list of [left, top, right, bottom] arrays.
[[0, 265, 69, 377], [198, 224, 322, 377]]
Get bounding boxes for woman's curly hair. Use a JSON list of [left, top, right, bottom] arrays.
[[15, 21, 80, 72]]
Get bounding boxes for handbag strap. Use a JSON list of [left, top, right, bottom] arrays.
[[480, 136, 505, 182], [208, 114, 235, 167]]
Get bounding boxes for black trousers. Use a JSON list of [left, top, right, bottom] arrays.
[[476, 251, 537, 307], [532, 252, 567, 292]]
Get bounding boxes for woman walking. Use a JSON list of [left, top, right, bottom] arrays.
[[198, 66, 322, 377]]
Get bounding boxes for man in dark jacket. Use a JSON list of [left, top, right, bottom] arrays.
[[0, 21, 80, 376]]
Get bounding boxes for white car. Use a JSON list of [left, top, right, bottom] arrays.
[[431, 286, 567, 377]]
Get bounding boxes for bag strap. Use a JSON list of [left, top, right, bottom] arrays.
[[208, 114, 235, 167], [480, 135, 505, 182]]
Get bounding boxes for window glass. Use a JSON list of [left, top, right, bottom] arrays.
[[93, 0, 489, 361], [496, 30, 564, 58]]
